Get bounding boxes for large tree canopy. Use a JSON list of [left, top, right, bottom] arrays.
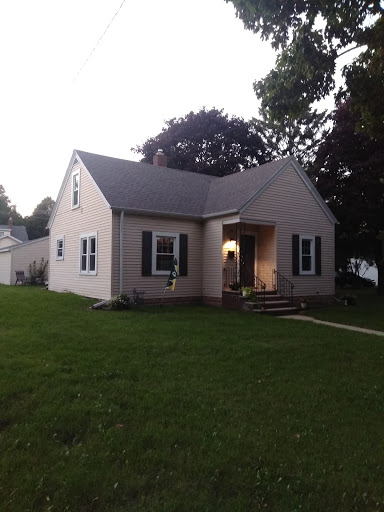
[[0, 185, 23, 225], [252, 108, 329, 168], [25, 197, 55, 240], [133, 108, 266, 177], [310, 100, 384, 293], [226, 0, 384, 139]]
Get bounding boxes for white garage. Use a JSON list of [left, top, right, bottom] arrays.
[[0, 237, 49, 285]]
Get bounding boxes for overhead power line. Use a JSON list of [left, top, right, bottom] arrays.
[[73, 0, 127, 83]]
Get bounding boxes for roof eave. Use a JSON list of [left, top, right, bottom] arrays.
[[112, 206, 203, 221]]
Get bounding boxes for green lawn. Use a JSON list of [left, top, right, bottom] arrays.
[[1, 286, 384, 511], [303, 288, 384, 331]]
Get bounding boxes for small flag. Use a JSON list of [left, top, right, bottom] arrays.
[[165, 258, 178, 290]]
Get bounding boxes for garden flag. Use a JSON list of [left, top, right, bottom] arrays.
[[165, 258, 178, 291]]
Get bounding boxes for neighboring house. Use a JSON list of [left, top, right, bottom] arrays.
[[0, 237, 49, 285], [0, 219, 29, 249], [47, 150, 337, 304]]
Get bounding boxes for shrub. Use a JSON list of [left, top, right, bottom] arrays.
[[110, 294, 132, 311], [29, 258, 48, 285], [335, 271, 375, 288], [246, 290, 259, 303]]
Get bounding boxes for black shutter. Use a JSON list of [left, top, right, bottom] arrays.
[[315, 236, 322, 275], [142, 231, 152, 276], [179, 234, 188, 276], [292, 234, 300, 275]]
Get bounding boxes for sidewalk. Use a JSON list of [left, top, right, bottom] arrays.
[[280, 315, 384, 337]]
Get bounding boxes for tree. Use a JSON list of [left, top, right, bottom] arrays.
[[251, 108, 329, 168], [133, 108, 267, 177], [25, 197, 55, 240], [226, 0, 384, 139], [311, 101, 384, 294], [0, 185, 23, 225]]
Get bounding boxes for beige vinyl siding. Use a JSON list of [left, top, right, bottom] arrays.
[[0, 237, 20, 249], [10, 238, 49, 281], [49, 162, 112, 300], [203, 218, 224, 299], [242, 165, 335, 296], [0, 252, 12, 284], [111, 213, 202, 299]]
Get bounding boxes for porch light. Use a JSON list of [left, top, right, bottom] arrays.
[[224, 238, 237, 251]]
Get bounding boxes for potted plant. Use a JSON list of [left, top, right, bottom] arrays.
[[229, 281, 241, 291], [299, 298, 308, 309], [240, 286, 253, 297]]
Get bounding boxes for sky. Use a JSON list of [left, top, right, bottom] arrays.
[[0, 0, 278, 217]]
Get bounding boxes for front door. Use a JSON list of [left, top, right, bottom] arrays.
[[240, 235, 255, 287]]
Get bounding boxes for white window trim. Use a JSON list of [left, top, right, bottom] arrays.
[[79, 232, 97, 275], [299, 235, 315, 275], [71, 170, 80, 209], [56, 235, 64, 261], [151, 231, 179, 275]]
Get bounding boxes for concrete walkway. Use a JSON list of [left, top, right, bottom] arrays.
[[279, 314, 384, 337]]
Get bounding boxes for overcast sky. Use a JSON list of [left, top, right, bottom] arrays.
[[0, 0, 278, 216], [1, 0, 359, 218]]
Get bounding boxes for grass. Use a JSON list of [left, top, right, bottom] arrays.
[[303, 288, 384, 331], [0, 286, 384, 511]]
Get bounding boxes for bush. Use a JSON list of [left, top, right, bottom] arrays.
[[29, 258, 48, 285], [340, 295, 357, 306], [335, 271, 375, 288], [110, 294, 132, 311]]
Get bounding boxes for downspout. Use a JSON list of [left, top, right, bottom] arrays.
[[119, 211, 124, 294]]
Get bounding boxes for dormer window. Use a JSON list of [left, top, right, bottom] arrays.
[[72, 170, 80, 208]]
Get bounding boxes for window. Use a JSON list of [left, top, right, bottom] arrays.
[[79, 232, 97, 275], [299, 235, 315, 275], [56, 236, 64, 260], [0, 231, 4, 237], [72, 171, 80, 208], [151, 232, 179, 275]]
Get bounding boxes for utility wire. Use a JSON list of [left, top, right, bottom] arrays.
[[73, 0, 127, 83]]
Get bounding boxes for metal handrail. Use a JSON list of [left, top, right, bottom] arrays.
[[272, 269, 294, 303], [224, 267, 267, 304]]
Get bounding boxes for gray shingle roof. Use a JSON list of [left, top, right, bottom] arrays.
[[75, 150, 294, 218], [77, 150, 216, 217], [204, 157, 292, 215], [0, 225, 29, 242]]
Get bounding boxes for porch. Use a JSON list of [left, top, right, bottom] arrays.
[[222, 220, 276, 291], [221, 221, 296, 314]]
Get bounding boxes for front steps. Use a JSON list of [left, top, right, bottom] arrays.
[[242, 289, 298, 316]]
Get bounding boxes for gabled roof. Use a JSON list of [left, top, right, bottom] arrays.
[[0, 236, 48, 253], [49, 150, 337, 226], [76, 150, 215, 217], [0, 225, 29, 242]]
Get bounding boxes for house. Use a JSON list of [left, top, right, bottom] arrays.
[[0, 237, 49, 285], [0, 218, 29, 249], [47, 150, 337, 306]]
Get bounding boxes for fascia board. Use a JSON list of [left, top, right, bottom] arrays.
[[112, 207, 202, 221], [47, 150, 78, 229], [239, 157, 295, 214], [239, 156, 338, 225], [290, 159, 338, 225], [76, 153, 111, 210]]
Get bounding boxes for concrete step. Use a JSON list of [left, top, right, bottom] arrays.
[[262, 300, 293, 309]]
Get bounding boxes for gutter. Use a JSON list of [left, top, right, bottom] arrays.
[[119, 211, 124, 295]]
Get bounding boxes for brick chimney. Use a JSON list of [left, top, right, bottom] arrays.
[[153, 150, 167, 167], [8, 217, 13, 234]]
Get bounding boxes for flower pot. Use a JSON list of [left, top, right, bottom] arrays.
[[300, 302, 307, 310]]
